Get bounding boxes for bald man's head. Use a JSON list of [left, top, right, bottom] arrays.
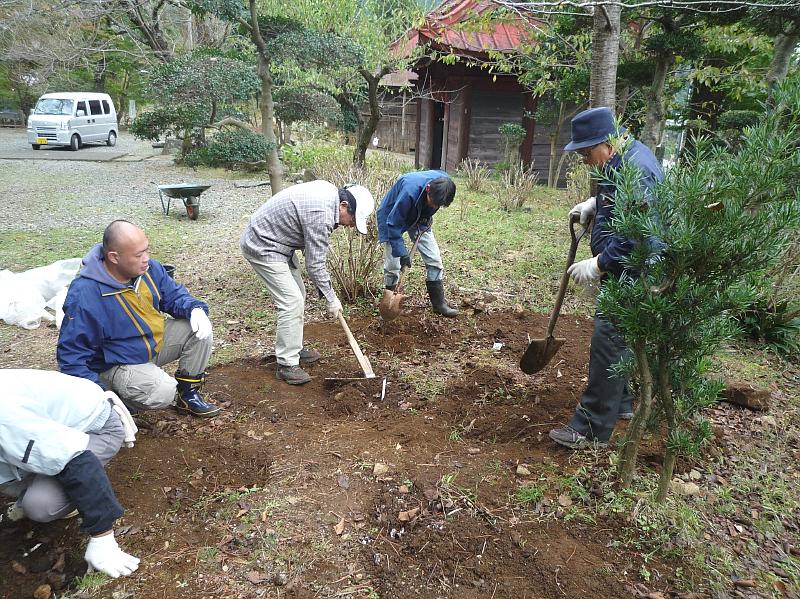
[[102, 220, 141, 255], [102, 220, 151, 282]]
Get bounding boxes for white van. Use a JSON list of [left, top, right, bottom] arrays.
[[27, 92, 118, 151]]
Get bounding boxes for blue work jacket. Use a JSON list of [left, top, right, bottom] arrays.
[[377, 170, 449, 258]]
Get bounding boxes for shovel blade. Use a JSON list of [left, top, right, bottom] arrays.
[[378, 289, 406, 321], [520, 336, 565, 375]]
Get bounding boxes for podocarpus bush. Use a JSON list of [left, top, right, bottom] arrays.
[[599, 78, 800, 501]]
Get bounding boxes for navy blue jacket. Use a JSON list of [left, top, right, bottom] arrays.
[[377, 170, 449, 258], [592, 139, 663, 277]]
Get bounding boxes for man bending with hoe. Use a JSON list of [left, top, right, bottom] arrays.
[[377, 170, 459, 317], [549, 107, 663, 450], [241, 180, 375, 385], [58, 220, 221, 418]]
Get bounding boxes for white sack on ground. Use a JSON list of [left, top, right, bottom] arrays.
[[0, 259, 81, 329]]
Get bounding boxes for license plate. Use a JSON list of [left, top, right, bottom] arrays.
[[36, 137, 47, 144]]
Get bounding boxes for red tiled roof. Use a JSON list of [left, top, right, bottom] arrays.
[[394, 0, 536, 57]]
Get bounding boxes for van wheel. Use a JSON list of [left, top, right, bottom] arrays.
[[32, 144, 40, 150], [107, 131, 117, 147], [70, 134, 80, 151]]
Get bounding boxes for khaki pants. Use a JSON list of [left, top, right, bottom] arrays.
[[99, 317, 212, 412], [243, 256, 306, 367]]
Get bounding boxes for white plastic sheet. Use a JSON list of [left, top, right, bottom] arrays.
[[0, 258, 81, 330]]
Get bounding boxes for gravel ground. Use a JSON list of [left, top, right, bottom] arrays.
[[0, 128, 282, 370]]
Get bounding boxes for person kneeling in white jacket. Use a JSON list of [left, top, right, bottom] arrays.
[[0, 369, 139, 578]]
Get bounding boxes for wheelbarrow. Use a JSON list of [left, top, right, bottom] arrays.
[[157, 183, 211, 220]]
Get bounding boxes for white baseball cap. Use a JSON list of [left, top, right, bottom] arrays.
[[343, 184, 375, 235]]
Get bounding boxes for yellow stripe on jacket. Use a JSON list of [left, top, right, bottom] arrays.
[[115, 280, 166, 357]]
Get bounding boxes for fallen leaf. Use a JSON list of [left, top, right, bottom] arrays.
[[11, 560, 26, 574], [246, 570, 270, 584], [398, 507, 420, 522], [516, 465, 531, 476], [337, 474, 350, 489], [373, 463, 389, 476], [557, 494, 573, 507], [334, 517, 345, 535], [398, 484, 410, 494], [734, 579, 756, 588], [33, 584, 51, 599]]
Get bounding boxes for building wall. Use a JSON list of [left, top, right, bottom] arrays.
[[368, 92, 417, 155], [466, 89, 524, 165]]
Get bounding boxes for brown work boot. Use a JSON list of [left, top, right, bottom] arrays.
[[299, 348, 321, 364], [276, 364, 311, 385]]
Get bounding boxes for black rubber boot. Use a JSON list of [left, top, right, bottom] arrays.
[[385, 284, 396, 291], [425, 280, 459, 318], [174, 372, 222, 417]]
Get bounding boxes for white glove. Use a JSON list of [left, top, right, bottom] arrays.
[[327, 297, 343, 320], [190, 308, 212, 340], [568, 256, 603, 286], [85, 533, 140, 578], [569, 196, 597, 225], [105, 392, 138, 448]]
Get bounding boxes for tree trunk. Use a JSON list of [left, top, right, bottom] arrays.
[[619, 343, 654, 487], [247, 0, 283, 193], [766, 27, 800, 102], [589, 2, 621, 109], [353, 66, 392, 168], [640, 52, 674, 151], [655, 357, 676, 502], [547, 102, 565, 188]]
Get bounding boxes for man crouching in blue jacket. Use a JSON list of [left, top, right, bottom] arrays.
[[377, 170, 459, 317], [57, 220, 221, 418]]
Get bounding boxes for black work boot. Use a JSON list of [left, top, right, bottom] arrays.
[[425, 280, 459, 317], [174, 372, 222, 418], [385, 284, 396, 291]]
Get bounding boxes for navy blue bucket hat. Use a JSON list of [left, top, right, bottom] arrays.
[[565, 107, 625, 151]]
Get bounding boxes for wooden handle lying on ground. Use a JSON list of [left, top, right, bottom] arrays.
[[338, 312, 376, 378]]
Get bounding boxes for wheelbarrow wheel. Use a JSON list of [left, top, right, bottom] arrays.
[[185, 200, 199, 220]]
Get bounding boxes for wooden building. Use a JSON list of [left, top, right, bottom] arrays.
[[391, 0, 573, 186]]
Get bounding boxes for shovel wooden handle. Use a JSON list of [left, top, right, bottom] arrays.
[[394, 232, 425, 295], [545, 214, 589, 338], [338, 312, 376, 378]]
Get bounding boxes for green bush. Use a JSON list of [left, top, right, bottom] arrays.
[[736, 299, 800, 356], [280, 142, 351, 173], [185, 129, 274, 168]]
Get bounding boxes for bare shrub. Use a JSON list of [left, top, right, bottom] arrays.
[[499, 164, 538, 211], [325, 166, 397, 302], [565, 154, 591, 205], [458, 158, 489, 192]]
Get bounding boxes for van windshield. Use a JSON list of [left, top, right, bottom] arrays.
[[34, 99, 74, 115]]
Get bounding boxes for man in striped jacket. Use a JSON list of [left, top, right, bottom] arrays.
[[57, 220, 221, 417]]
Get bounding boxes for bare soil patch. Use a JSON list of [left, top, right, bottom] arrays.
[[1, 308, 666, 598]]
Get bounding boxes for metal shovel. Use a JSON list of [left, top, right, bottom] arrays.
[[378, 233, 424, 322], [520, 214, 588, 375]]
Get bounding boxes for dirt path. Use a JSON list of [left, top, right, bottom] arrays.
[[1, 309, 657, 598]]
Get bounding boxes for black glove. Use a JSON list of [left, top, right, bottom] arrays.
[[400, 254, 412, 269]]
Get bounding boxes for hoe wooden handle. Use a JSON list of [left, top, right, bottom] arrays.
[[338, 313, 376, 378]]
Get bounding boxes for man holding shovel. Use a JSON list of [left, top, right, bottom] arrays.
[[377, 170, 459, 318], [549, 107, 663, 450], [241, 181, 375, 385]]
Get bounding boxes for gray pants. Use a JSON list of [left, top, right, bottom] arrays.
[[383, 226, 444, 288], [568, 314, 633, 443], [7, 410, 124, 523], [243, 256, 307, 367], [99, 317, 212, 411]]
